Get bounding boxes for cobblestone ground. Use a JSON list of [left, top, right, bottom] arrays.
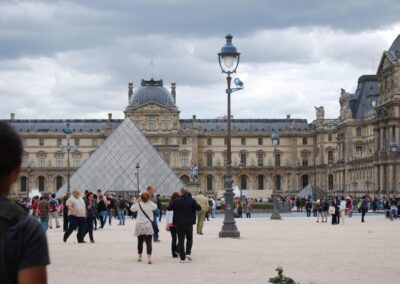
[[47, 214, 400, 284]]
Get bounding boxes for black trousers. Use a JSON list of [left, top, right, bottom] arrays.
[[85, 215, 94, 241], [177, 225, 193, 260], [170, 226, 178, 257], [63, 207, 69, 231], [64, 216, 87, 242], [361, 209, 367, 222], [137, 235, 152, 255]]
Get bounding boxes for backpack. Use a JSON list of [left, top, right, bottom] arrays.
[[0, 201, 28, 236], [357, 201, 362, 210], [49, 199, 58, 212], [119, 200, 126, 209]]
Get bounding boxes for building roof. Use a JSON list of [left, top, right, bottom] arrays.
[[388, 34, 400, 60], [347, 75, 379, 119], [128, 79, 176, 108]]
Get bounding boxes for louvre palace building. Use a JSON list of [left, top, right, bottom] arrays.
[[5, 35, 400, 198]]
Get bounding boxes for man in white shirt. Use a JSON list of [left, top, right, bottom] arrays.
[[63, 189, 87, 243]]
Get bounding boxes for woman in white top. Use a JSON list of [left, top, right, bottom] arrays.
[[130, 192, 157, 264], [339, 196, 347, 225]]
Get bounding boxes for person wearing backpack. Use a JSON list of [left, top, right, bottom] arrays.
[[118, 196, 126, 226], [48, 193, 60, 229], [0, 121, 50, 283]]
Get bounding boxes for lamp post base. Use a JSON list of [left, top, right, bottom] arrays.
[[270, 211, 282, 220], [219, 224, 240, 238]]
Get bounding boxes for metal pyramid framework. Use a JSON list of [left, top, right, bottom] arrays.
[[56, 118, 183, 197]]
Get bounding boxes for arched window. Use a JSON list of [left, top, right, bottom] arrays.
[[257, 175, 264, 190], [206, 175, 213, 191], [56, 176, 63, 190], [20, 176, 27, 192], [38, 176, 45, 192]]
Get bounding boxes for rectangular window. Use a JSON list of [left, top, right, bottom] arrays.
[[241, 138, 246, 145], [74, 156, 80, 167], [57, 138, 62, 147], [328, 134, 332, 142], [224, 138, 227, 146], [302, 152, 308, 166], [38, 154, 45, 168], [328, 150, 334, 162], [181, 153, 189, 167], [182, 137, 187, 145], [207, 138, 212, 145], [356, 127, 362, 136], [163, 153, 170, 165], [258, 175, 264, 190], [207, 152, 213, 167], [91, 138, 97, 146], [258, 138, 263, 145], [74, 138, 80, 146], [355, 145, 363, 157], [303, 138, 308, 145], [148, 118, 156, 131], [240, 153, 247, 166], [257, 152, 264, 167], [39, 138, 44, 146], [275, 153, 281, 167], [56, 155, 63, 168], [223, 152, 227, 166], [164, 138, 169, 145]]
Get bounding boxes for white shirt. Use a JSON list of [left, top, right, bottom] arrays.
[[66, 196, 86, 217], [130, 201, 157, 223], [340, 200, 347, 210]]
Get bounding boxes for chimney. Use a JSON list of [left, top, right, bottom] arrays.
[[192, 114, 197, 129], [10, 113, 15, 120], [171, 82, 176, 103], [128, 82, 133, 101], [108, 113, 112, 121], [286, 114, 291, 119]]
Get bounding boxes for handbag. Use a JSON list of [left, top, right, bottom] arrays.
[[139, 203, 159, 234], [328, 206, 336, 215]]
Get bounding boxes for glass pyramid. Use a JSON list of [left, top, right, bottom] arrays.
[[56, 118, 183, 197]]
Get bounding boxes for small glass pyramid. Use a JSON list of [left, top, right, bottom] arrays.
[[56, 118, 183, 197]]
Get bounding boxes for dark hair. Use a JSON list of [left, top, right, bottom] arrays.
[[51, 193, 56, 198], [0, 122, 23, 178]]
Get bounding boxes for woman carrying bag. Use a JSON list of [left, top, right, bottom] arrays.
[[130, 192, 157, 264]]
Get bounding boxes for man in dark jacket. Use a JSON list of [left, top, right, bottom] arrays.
[[168, 188, 201, 263]]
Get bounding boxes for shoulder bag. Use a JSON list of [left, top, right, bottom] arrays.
[[139, 203, 159, 234]]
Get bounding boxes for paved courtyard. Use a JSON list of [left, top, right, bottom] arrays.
[[47, 214, 400, 284]]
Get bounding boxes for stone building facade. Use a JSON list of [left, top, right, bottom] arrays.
[[5, 35, 400, 198]]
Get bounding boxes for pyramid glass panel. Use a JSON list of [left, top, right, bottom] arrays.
[[56, 118, 184, 197]]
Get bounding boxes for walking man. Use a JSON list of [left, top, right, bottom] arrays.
[[48, 193, 60, 229], [194, 191, 210, 235], [168, 188, 201, 263], [63, 189, 87, 243], [0, 121, 50, 283]]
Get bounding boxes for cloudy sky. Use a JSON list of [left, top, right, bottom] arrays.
[[1, 0, 399, 122]]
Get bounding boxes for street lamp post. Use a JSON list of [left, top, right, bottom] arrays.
[[135, 163, 140, 195], [63, 123, 73, 194], [218, 34, 243, 238], [271, 130, 281, 220], [239, 162, 243, 199], [390, 137, 398, 194]]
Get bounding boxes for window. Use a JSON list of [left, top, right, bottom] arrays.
[[275, 153, 281, 166], [207, 138, 212, 145], [91, 138, 97, 146], [181, 153, 189, 167], [206, 175, 213, 191], [257, 152, 264, 167], [56, 154, 63, 168], [328, 150, 334, 162], [355, 145, 363, 157], [38, 176, 45, 192], [240, 153, 247, 166], [39, 138, 44, 146], [164, 119, 171, 131], [223, 152, 227, 166], [356, 127, 362, 136], [258, 175, 264, 190], [302, 152, 309, 166], [224, 138, 227, 146], [207, 152, 213, 167], [164, 138, 169, 145], [276, 175, 281, 191], [20, 176, 27, 192], [74, 138, 80, 146], [182, 137, 187, 145], [74, 155, 80, 167], [328, 174, 333, 190], [303, 138, 308, 145], [328, 134, 332, 142], [56, 176, 63, 190], [258, 138, 263, 145], [240, 175, 247, 190], [23, 153, 28, 167], [148, 118, 156, 131], [57, 138, 62, 147], [241, 138, 246, 145], [38, 153, 45, 168], [162, 152, 170, 165]]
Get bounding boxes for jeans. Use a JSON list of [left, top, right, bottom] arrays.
[[211, 208, 216, 218], [118, 209, 125, 225], [137, 235, 152, 255], [99, 211, 107, 228], [40, 216, 48, 231], [177, 225, 193, 260], [153, 216, 159, 241], [105, 209, 112, 225], [64, 215, 87, 242]]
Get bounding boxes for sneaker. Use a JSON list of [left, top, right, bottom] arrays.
[[180, 259, 190, 263], [186, 255, 192, 261]]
